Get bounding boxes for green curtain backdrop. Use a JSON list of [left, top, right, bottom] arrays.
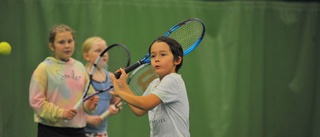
[[0, 0, 319, 137]]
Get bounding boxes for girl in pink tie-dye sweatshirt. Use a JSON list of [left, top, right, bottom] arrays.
[[29, 24, 99, 137]]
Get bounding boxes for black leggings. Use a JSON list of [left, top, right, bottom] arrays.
[[37, 123, 86, 137]]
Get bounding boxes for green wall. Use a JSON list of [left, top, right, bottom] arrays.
[[0, 0, 319, 136]]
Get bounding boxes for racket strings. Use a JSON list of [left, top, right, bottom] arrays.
[[107, 46, 130, 73], [93, 45, 130, 75], [128, 64, 157, 96], [90, 60, 108, 82], [168, 21, 204, 51], [91, 44, 131, 94]]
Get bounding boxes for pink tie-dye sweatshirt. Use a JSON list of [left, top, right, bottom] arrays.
[[29, 57, 93, 128]]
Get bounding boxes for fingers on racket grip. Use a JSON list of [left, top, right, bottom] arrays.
[[64, 100, 83, 122], [64, 100, 82, 122], [100, 110, 110, 119], [115, 62, 142, 79], [114, 72, 121, 79]]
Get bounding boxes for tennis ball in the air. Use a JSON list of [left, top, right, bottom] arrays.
[[0, 42, 12, 55]]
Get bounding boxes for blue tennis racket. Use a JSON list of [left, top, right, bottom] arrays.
[[114, 18, 206, 78], [106, 18, 206, 118]]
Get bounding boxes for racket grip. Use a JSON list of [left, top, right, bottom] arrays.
[[100, 110, 110, 119], [73, 100, 83, 110], [114, 61, 142, 79], [64, 100, 83, 122]]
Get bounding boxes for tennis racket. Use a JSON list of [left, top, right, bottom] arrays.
[[114, 18, 206, 78], [127, 63, 157, 94], [100, 63, 156, 119], [73, 43, 131, 110], [105, 18, 206, 118]]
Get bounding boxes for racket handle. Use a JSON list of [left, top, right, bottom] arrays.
[[73, 100, 83, 110], [114, 61, 143, 79], [100, 110, 110, 119], [64, 100, 83, 122]]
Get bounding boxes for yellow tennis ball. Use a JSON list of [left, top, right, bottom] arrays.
[[0, 42, 12, 55]]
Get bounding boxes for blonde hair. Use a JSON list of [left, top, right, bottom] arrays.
[[82, 36, 106, 54], [48, 24, 75, 43], [82, 37, 107, 67]]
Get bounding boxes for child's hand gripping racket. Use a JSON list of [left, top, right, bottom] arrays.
[[100, 63, 156, 119]]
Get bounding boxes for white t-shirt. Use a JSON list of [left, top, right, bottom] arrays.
[[144, 73, 190, 137]]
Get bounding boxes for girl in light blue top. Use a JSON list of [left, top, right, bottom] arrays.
[[82, 37, 121, 137]]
